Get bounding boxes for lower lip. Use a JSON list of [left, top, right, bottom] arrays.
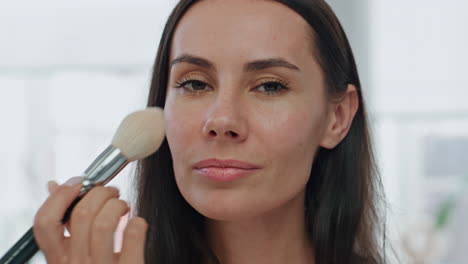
[[194, 167, 258, 182]]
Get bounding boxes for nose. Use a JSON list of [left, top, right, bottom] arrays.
[[202, 97, 248, 142]]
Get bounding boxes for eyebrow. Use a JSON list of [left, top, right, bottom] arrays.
[[170, 53, 301, 72]]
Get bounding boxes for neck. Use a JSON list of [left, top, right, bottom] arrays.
[[205, 191, 315, 264]]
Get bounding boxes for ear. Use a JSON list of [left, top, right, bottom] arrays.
[[319, 84, 359, 149]]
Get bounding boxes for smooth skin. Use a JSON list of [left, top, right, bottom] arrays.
[[33, 179, 147, 264]]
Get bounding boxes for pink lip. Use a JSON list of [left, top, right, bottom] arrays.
[[193, 159, 261, 182]]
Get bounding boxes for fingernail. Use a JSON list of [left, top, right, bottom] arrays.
[[63, 176, 84, 186], [47, 180, 58, 192], [109, 186, 121, 194]]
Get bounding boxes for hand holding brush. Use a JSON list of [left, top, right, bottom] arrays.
[[0, 107, 165, 264]]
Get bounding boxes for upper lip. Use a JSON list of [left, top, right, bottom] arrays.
[[193, 159, 261, 170]]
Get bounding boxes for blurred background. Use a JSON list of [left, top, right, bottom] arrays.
[[1, 0, 467, 263]]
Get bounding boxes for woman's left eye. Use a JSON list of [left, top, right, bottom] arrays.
[[255, 81, 288, 95]]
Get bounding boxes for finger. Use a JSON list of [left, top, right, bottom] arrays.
[[90, 199, 129, 264], [119, 217, 148, 264], [68, 186, 120, 262], [33, 183, 83, 262]]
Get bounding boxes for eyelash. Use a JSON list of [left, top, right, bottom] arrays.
[[174, 77, 290, 96]]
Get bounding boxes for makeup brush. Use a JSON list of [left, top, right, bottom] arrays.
[[0, 107, 165, 264]]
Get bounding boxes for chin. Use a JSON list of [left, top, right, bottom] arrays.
[[196, 204, 260, 222], [182, 188, 266, 221]]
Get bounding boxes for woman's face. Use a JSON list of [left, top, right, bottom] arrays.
[[164, 0, 332, 221]]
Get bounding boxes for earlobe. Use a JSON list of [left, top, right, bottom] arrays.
[[319, 84, 359, 149]]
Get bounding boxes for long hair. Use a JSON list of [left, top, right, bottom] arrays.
[[135, 0, 386, 263]]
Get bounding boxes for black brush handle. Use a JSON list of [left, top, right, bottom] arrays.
[[0, 227, 37, 264], [0, 196, 82, 264]]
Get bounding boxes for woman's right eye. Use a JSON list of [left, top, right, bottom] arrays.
[[175, 79, 209, 92]]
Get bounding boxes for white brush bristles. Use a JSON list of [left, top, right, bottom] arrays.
[[111, 107, 165, 161]]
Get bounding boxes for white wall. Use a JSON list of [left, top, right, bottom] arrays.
[[371, 0, 468, 113], [0, 0, 177, 68]]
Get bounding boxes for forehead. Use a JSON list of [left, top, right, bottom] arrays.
[[170, 0, 313, 66]]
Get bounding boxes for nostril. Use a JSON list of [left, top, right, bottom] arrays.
[[227, 131, 238, 138], [209, 130, 217, 136]]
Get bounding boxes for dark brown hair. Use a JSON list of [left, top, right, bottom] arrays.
[[136, 0, 386, 263]]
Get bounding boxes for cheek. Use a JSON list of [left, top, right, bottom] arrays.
[[164, 98, 200, 164], [257, 104, 324, 162], [254, 104, 325, 191]]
